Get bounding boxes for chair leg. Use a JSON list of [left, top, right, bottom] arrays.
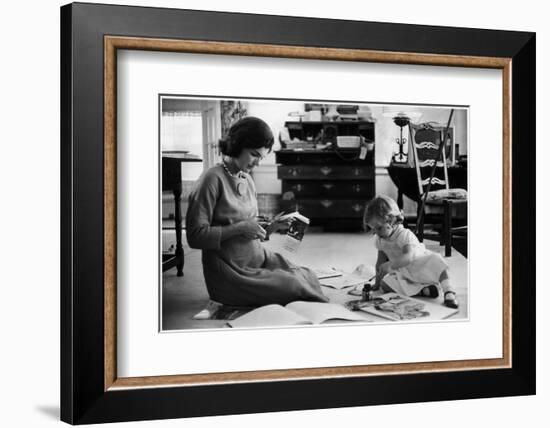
[[443, 200, 452, 257], [439, 213, 446, 246], [440, 200, 448, 246], [416, 203, 425, 242]]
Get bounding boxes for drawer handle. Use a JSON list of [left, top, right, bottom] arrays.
[[320, 167, 332, 176], [322, 183, 334, 190], [353, 168, 361, 176], [321, 199, 333, 208], [290, 168, 298, 176], [292, 184, 303, 192], [352, 184, 362, 192], [352, 204, 363, 212]]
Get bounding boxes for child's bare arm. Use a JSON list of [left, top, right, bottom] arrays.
[[389, 244, 415, 269], [375, 250, 389, 271], [374, 251, 389, 289]]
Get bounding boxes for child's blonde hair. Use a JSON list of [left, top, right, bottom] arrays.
[[363, 195, 404, 232]]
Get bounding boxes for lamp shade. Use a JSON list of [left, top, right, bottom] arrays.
[[382, 106, 423, 123]]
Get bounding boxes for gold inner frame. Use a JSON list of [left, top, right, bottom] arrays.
[[104, 36, 512, 391]]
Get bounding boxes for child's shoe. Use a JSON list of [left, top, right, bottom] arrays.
[[419, 284, 439, 298], [444, 291, 459, 309]]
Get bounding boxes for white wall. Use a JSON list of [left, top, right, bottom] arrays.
[[1, 1, 545, 428]]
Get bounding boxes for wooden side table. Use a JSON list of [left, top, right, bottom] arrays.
[[162, 153, 202, 276], [387, 163, 467, 209]]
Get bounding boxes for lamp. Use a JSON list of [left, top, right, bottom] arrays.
[[382, 107, 422, 164]]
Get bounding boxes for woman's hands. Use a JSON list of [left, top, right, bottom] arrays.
[[265, 217, 292, 236], [237, 219, 267, 240], [235, 214, 293, 241]]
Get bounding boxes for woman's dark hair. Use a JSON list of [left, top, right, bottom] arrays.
[[219, 116, 274, 157]]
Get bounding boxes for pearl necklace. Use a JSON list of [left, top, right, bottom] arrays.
[[221, 160, 247, 195], [221, 160, 243, 178]]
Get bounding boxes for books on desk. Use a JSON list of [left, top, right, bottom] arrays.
[[227, 301, 368, 328]]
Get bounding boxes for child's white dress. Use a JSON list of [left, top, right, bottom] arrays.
[[376, 225, 448, 296]]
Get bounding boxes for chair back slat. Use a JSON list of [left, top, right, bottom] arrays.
[[411, 124, 450, 196]]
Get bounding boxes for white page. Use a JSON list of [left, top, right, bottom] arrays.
[[285, 301, 367, 324], [320, 273, 371, 290], [227, 304, 311, 328]]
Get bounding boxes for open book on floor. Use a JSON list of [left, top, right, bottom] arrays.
[[346, 292, 459, 322], [227, 301, 368, 328]]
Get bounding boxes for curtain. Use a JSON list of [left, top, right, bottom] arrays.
[[161, 111, 203, 153], [220, 101, 247, 138]]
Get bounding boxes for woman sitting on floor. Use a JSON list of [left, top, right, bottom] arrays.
[[185, 116, 328, 306]]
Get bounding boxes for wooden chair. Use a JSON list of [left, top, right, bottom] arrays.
[[410, 115, 467, 257]]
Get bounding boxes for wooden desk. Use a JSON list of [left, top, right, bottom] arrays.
[[387, 163, 467, 208], [162, 153, 202, 276], [275, 148, 375, 231]]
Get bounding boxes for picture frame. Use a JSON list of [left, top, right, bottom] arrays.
[[60, 2, 535, 424]]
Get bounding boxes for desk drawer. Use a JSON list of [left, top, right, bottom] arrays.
[[282, 180, 373, 197], [281, 198, 368, 218], [278, 165, 374, 180]]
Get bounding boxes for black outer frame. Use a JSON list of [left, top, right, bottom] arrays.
[[60, 2, 535, 424]]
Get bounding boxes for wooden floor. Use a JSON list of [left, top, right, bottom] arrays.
[[162, 228, 468, 331]]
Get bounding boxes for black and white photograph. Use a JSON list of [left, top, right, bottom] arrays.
[[160, 96, 469, 331], [0, 0, 542, 426]]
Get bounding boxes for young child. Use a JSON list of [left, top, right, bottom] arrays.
[[363, 195, 459, 309]]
